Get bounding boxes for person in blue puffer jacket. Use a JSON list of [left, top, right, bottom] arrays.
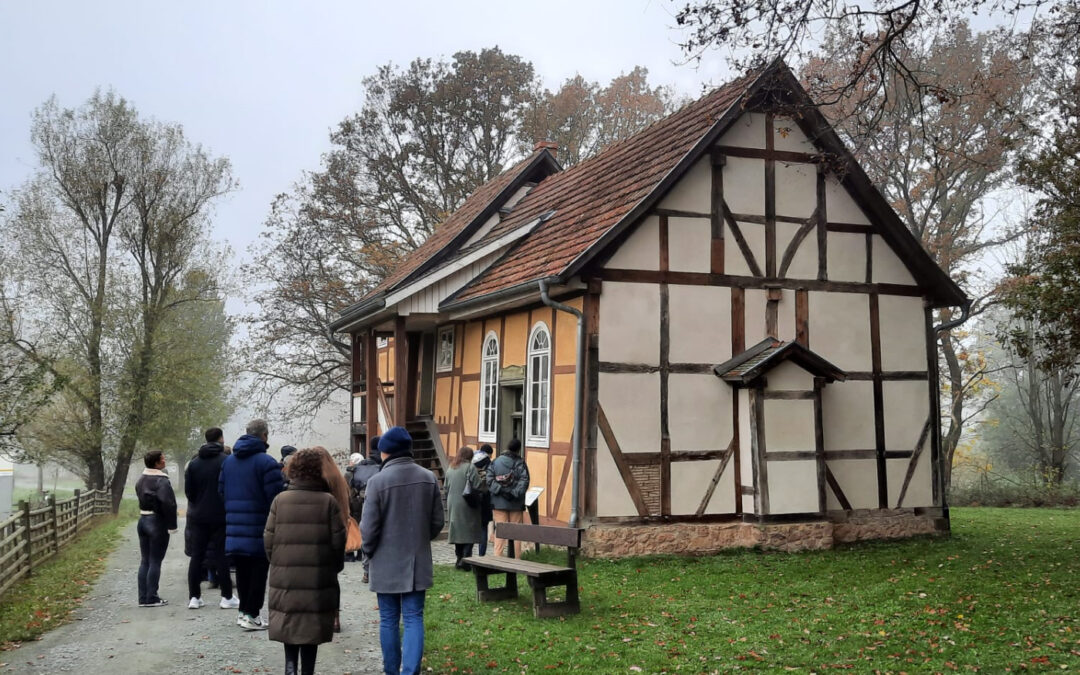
[[219, 418, 285, 631]]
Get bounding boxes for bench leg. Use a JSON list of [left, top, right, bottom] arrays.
[[473, 566, 518, 603], [527, 571, 580, 618]]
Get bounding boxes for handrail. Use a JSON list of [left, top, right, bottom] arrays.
[[374, 375, 393, 434], [418, 417, 451, 479]]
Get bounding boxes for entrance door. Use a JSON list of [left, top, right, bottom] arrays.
[[418, 331, 436, 417], [498, 384, 524, 450]]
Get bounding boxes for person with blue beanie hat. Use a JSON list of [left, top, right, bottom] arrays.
[[361, 426, 444, 675]]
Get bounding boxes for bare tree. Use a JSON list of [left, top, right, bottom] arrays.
[[1, 91, 235, 510]]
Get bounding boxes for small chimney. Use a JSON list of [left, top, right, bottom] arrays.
[[533, 140, 558, 159]]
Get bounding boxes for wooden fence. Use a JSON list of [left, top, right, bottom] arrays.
[[0, 489, 112, 598]]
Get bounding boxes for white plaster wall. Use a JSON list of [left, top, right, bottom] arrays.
[[668, 216, 712, 273], [669, 374, 733, 451], [825, 175, 871, 224], [879, 296, 928, 372], [705, 460, 737, 514], [764, 399, 814, 452], [745, 288, 769, 346], [894, 450, 933, 508], [825, 458, 878, 509], [883, 380, 929, 451], [669, 284, 731, 363], [599, 282, 660, 365], [808, 292, 873, 371], [767, 459, 819, 514], [671, 459, 734, 515], [725, 221, 766, 277], [598, 372, 660, 453], [723, 157, 766, 217], [766, 361, 814, 390], [605, 215, 660, 271], [773, 117, 817, 154], [659, 158, 711, 213], [821, 381, 876, 450], [776, 221, 818, 280], [827, 232, 867, 283], [596, 434, 641, 517], [775, 162, 817, 220], [717, 112, 765, 149], [872, 235, 917, 286]]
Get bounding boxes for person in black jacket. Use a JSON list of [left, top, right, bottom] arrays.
[[184, 427, 239, 610], [135, 450, 178, 607]]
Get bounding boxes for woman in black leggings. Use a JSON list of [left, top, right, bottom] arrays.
[[134, 450, 178, 607]]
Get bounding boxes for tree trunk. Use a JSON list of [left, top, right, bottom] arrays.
[[109, 314, 158, 513], [86, 452, 106, 491]]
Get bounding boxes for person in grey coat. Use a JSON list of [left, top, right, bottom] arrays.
[[360, 426, 445, 675], [443, 446, 483, 569]]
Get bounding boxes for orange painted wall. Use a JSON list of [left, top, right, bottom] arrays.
[[425, 297, 582, 524]]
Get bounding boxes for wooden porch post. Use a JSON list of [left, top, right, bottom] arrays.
[[405, 332, 421, 421], [394, 317, 408, 427], [365, 329, 379, 442]]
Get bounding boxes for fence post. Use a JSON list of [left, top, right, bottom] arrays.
[[19, 500, 31, 575], [73, 489, 81, 533], [49, 494, 59, 557]]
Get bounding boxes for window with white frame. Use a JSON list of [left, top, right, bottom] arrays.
[[526, 322, 551, 447], [478, 332, 499, 442], [436, 327, 454, 373]]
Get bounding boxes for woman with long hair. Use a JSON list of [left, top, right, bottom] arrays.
[[264, 447, 347, 675], [444, 445, 484, 569]]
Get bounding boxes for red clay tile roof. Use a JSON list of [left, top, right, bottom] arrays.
[[443, 69, 761, 304], [361, 149, 549, 300]]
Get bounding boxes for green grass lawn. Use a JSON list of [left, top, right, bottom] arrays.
[[0, 500, 137, 649], [11, 486, 79, 507], [425, 508, 1080, 673]]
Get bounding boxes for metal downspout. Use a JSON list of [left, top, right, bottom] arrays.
[[933, 300, 972, 334], [539, 280, 584, 529]]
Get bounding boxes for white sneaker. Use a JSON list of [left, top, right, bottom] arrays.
[[187, 597, 205, 609], [238, 614, 268, 631], [236, 611, 245, 626], [220, 596, 239, 609]]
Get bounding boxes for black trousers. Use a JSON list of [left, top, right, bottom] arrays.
[[284, 644, 318, 675], [137, 515, 170, 604], [233, 554, 269, 617], [187, 522, 232, 600]]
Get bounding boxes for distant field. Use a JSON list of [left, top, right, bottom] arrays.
[[425, 508, 1080, 673]]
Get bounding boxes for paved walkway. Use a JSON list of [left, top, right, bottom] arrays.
[[1, 518, 457, 674]]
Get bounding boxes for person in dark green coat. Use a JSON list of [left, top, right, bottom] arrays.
[[443, 446, 483, 569]]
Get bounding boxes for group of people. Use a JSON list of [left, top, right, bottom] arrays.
[[133, 419, 449, 675], [444, 438, 532, 567]]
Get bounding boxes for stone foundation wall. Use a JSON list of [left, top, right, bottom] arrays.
[[582, 509, 946, 558], [829, 508, 945, 543]]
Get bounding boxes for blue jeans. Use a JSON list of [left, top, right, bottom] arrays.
[[137, 515, 170, 604], [377, 590, 426, 675]]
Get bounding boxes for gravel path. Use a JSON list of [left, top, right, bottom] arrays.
[[1, 518, 458, 675]]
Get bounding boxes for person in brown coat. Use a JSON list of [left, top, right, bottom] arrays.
[[264, 447, 347, 675]]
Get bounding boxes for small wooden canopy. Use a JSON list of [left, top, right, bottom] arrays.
[[713, 339, 847, 386]]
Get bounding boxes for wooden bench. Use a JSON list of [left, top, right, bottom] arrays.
[[462, 522, 584, 618]]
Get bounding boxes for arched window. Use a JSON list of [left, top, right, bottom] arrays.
[[478, 332, 499, 442], [526, 322, 551, 447]]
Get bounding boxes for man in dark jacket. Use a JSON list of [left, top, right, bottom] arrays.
[[184, 427, 238, 610], [350, 437, 382, 578], [219, 418, 285, 631], [361, 426, 444, 675], [135, 450, 178, 607], [486, 438, 530, 557]]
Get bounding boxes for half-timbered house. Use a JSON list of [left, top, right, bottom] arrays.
[[330, 61, 969, 556]]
